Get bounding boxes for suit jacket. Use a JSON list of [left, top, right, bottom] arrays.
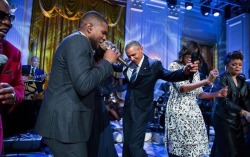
[[0, 40, 24, 110], [22, 65, 45, 93], [123, 55, 188, 123], [35, 32, 113, 143], [213, 72, 250, 125], [0, 40, 25, 153]]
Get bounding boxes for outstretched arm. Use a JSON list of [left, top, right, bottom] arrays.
[[179, 69, 219, 93], [198, 86, 228, 99]]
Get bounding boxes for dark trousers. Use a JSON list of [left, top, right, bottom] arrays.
[[211, 115, 245, 157], [122, 105, 148, 157], [43, 138, 87, 157]]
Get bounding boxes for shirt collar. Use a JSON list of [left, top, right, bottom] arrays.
[[138, 55, 144, 68], [79, 31, 86, 37]]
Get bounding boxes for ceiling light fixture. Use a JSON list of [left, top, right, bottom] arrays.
[[168, 0, 177, 9], [213, 8, 220, 17], [185, 1, 193, 10], [200, 5, 211, 16]]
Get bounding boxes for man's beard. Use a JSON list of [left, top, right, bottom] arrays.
[[89, 37, 98, 51], [94, 47, 105, 62]]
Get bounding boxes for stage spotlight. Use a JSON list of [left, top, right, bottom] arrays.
[[185, 1, 193, 10], [213, 8, 220, 17], [200, 5, 211, 16], [168, 0, 177, 9]]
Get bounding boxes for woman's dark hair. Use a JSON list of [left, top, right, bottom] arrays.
[[223, 50, 243, 66], [175, 40, 202, 65]]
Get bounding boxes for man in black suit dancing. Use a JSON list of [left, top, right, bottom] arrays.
[[121, 40, 199, 157]]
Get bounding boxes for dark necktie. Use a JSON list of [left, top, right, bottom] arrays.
[[130, 66, 138, 82], [31, 67, 35, 75]]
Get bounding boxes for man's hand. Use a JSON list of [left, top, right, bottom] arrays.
[[0, 83, 16, 105], [103, 49, 120, 64], [183, 60, 199, 75]]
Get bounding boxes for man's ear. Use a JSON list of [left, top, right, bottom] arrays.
[[86, 23, 93, 33]]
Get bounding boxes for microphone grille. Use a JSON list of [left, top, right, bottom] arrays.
[[0, 54, 8, 64], [100, 41, 109, 51]]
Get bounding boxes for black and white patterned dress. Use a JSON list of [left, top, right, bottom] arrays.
[[165, 62, 210, 157]]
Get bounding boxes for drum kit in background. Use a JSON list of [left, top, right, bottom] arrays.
[[149, 93, 169, 132]]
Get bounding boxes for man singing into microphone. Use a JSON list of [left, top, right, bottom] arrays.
[[35, 10, 119, 157], [0, 0, 25, 154]]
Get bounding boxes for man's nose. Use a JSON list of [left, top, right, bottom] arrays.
[[103, 35, 107, 41]]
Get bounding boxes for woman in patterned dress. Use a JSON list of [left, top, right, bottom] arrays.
[[165, 40, 228, 157]]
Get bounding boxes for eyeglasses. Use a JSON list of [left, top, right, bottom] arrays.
[[0, 10, 15, 22]]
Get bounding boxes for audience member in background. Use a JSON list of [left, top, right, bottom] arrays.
[[0, 0, 25, 154], [87, 47, 125, 157], [121, 40, 200, 157], [210, 51, 250, 157], [22, 56, 46, 94], [35, 11, 119, 157], [165, 40, 228, 157]]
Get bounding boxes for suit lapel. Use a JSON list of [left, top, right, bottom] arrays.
[[123, 67, 129, 81]]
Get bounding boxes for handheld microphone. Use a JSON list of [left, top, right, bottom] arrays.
[[189, 51, 199, 83], [0, 54, 8, 74], [100, 41, 128, 67]]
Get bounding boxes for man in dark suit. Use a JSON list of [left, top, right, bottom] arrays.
[[122, 40, 199, 157], [35, 11, 119, 157], [22, 56, 45, 94]]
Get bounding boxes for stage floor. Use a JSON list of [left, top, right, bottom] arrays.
[[3, 120, 214, 157], [3, 142, 167, 157]]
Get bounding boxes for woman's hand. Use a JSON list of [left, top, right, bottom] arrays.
[[216, 86, 228, 97], [206, 69, 219, 84], [240, 110, 250, 122], [183, 60, 199, 75]]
